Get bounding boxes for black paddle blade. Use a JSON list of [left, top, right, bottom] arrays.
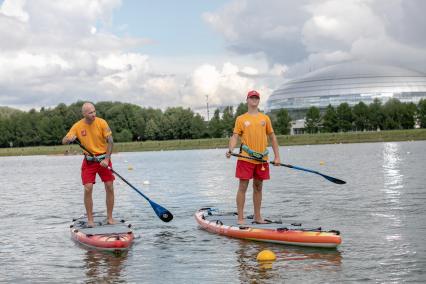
[[159, 211, 174, 222], [150, 200, 174, 222], [323, 175, 346, 184]]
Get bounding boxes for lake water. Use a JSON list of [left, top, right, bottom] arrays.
[[1, 141, 425, 283]]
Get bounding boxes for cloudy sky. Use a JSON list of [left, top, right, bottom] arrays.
[[1, 0, 425, 117]]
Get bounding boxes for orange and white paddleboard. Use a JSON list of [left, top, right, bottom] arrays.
[[195, 208, 341, 248], [70, 215, 134, 254]]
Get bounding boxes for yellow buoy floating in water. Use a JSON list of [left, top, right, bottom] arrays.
[[257, 250, 276, 269], [320, 161, 325, 165], [128, 165, 133, 170], [257, 250, 276, 262]]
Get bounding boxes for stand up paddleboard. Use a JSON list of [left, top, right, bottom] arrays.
[[70, 215, 134, 254], [195, 208, 341, 248]]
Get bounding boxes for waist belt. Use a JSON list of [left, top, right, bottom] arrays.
[[240, 144, 269, 160], [85, 153, 106, 162]]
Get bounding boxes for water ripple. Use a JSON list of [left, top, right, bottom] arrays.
[[1, 142, 426, 283]]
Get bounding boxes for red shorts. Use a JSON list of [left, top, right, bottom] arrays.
[[236, 159, 270, 180], [81, 159, 115, 185]]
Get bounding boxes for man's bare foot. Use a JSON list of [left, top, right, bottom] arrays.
[[107, 218, 116, 225], [237, 219, 245, 225], [253, 219, 271, 224], [87, 221, 95, 228]]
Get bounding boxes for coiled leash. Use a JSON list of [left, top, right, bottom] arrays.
[[240, 144, 268, 171]]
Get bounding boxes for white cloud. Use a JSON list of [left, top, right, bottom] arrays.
[[191, 64, 221, 96], [0, 0, 29, 22], [183, 62, 277, 113], [144, 77, 177, 95], [206, 0, 426, 77], [302, 0, 385, 53], [204, 0, 310, 64], [0, 0, 281, 114], [1, 0, 425, 115], [0, 0, 151, 109]]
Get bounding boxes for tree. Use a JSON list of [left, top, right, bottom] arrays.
[[0, 117, 12, 147], [132, 107, 146, 140], [209, 109, 224, 138], [8, 111, 45, 146], [162, 107, 195, 139], [382, 99, 400, 129], [104, 103, 130, 134], [95, 101, 115, 118], [418, 99, 426, 128], [145, 119, 159, 140], [273, 109, 292, 135], [221, 106, 234, 137], [305, 106, 321, 134], [190, 114, 207, 139], [368, 99, 384, 130], [322, 104, 338, 133], [352, 102, 369, 131], [141, 107, 163, 139], [401, 102, 416, 129], [115, 129, 133, 142], [336, 103, 353, 132], [34, 114, 60, 146], [235, 102, 248, 117], [0, 106, 22, 118]]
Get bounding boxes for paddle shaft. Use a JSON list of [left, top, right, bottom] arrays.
[[108, 167, 150, 200], [74, 140, 149, 199], [230, 153, 346, 184], [73, 139, 173, 222]]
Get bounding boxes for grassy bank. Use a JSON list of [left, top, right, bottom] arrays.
[[1, 129, 425, 157]]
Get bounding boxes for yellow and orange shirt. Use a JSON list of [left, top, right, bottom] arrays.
[[66, 117, 112, 155], [233, 112, 274, 164]]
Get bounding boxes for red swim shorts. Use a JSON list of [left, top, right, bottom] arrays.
[[81, 159, 115, 185], [236, 159, 270, 180]]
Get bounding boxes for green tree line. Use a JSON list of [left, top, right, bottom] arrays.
[[304, 98, 426, 133], [0, 101, 274, 147], [1, 98, 425, 148]]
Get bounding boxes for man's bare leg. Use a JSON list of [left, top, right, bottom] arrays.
[[84, 183, 95, 227], [105, 181, 116, 224], [253, 179, 267, 223], [236, 179, 249, 224]]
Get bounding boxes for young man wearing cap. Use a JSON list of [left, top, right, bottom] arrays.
[[226, 90, 281, 225]]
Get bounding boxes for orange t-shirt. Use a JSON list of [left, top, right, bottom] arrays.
[[233, 112, 274, 164], [66, 117, 112, 155]]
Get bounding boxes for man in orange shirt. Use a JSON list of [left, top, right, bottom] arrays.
[[226, 90, 281, 225], [62, 102, 115, 227]]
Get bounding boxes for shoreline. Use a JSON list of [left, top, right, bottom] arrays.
[[1, 129, 425, 157]]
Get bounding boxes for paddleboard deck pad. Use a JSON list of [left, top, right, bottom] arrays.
[[195, 208, 341, 248], [70, 215, 134, 253]]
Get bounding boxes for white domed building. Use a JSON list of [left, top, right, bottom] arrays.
[[266, 61, 426, 113]]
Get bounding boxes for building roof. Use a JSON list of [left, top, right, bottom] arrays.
[[267, 61, 426, 111]]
